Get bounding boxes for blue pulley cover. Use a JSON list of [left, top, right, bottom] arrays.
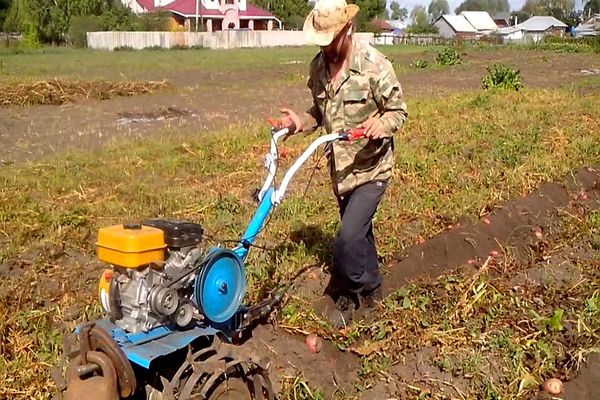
[[194, 249, 246, 323]]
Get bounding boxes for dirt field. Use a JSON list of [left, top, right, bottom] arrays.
[[0, 47, 598, 164], [0, 44, 599, 400]]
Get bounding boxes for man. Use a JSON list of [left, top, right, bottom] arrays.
[[272, 0, 408, 326]]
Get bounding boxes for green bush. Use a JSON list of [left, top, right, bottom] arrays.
[[482, 63, 524, 91], [536, 35, 600, 54], [68, 15, 102, 48], [412, 59, 429, 69], [436, 47, 461, 66]]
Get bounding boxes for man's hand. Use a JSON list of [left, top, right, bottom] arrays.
[[360, 117, 385, 140], [272, 108, 302, 134]]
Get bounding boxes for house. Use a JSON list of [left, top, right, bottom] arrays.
[[123, 0, 281, 32], [574, 14, 599, 38], [497, 25, 525, 42], [459, 11, 498, 34], [433, 15, 478, 39], [492, 12, 511, 28], [516, 16, 568, 42], [370, 18, 395, 32], [497, 16, 568, 43]]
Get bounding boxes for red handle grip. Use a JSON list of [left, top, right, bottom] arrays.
[[343, 128, 366, 141]]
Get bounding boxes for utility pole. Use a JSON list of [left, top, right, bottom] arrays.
[[196, 0, 199, 31]]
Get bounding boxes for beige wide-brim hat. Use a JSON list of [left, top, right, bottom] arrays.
[[303, 0, 360, 47]]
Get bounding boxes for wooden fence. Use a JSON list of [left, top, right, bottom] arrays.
[[87, 30, 375, 50], [0, 33, 23, 48], [392, 34, 451, 46]]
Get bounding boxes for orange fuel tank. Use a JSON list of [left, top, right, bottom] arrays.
[[96, 223, 166, 268]]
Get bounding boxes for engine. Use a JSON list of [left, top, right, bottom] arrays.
[[96, 219, 237, 334]]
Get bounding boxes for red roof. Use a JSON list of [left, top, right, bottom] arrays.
[[370, 18, 394, 31], [159, 0, 222, 16], [156, 0, 275, 18], [136, 0, 155, 11], [242, 4, 273, 18]]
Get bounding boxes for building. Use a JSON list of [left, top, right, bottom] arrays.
[[433, 14, 478, 39], [492, 12, 511, 28], [123, 0, 281, 32], [497, 16, 568, 43], [460, 11, 498, 34], [497, 25, 525, 42], [574, 14, 599, 38]]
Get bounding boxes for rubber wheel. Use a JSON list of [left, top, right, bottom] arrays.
[[207, 378, 252, 400]]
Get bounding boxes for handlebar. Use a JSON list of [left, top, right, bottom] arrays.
[[236, 125, 368, 260]]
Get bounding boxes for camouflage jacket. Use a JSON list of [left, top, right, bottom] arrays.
[[301, 39, 408, 196]]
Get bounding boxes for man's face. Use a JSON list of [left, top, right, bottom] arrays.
[[321, 23, 351, 63]]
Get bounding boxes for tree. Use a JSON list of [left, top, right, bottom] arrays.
[[250, 0, 312, 29], [583, 0, 599, 17], [520, 0, 575, 22], [428, 0, 449, 22], [0, 0, 11, 30], [390, 1, 408, 21], [455, 0, 510, 15], [347, 0, 387, 31], [407, 5, 438, 33]]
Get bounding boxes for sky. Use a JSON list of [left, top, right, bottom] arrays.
[[390, 0, 588, 15], [394, 0, 525, 14]]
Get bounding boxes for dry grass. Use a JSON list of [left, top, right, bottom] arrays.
[[0, 78, 172, 106], [0, 86, 598, 399]]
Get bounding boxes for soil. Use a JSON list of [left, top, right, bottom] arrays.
[[245, 165, 600, 399], [0, 48, 598, 165], [1, 47, 599, 399]]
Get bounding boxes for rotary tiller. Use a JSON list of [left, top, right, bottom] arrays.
[[52, 126, 366, 400]]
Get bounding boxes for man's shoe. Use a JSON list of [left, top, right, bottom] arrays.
[[359, 285, 383, 310], [312, 293, 358, 329]]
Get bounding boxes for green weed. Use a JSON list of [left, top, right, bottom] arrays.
[[482, 63, 524, 91], [435, 47, 462, 66]]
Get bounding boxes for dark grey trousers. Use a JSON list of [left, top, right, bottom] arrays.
[[332, 179, 388, 295]]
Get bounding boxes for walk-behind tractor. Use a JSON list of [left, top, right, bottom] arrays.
[[52, 126, 367, 400]]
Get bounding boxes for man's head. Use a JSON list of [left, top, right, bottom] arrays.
[[320, 21, 354, 64], [303, 0, 359, 50]]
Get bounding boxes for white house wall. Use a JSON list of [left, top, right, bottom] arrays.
[[203, 0, 219, 10]]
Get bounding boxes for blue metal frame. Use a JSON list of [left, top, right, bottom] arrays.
[[91, 319, 222, 369], [234, 187, 274, 261]]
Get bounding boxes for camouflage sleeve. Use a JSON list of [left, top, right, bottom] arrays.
[[299, 68, 323, 133], [372, 60, 408, 137]]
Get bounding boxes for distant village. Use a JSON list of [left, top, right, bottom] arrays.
[[377, 10, 600, 45], [122, 0, 599, 46]]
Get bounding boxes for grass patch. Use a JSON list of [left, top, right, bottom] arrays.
[[0, 45, 439, 81], [0, 87, 599, 399]]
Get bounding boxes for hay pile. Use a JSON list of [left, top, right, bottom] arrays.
[[0, 78, 172, 107]]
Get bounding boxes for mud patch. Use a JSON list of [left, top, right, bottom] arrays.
[[248, 324, 360, 398], [561, 353, 600, 400], [381, 166, 600, 294], [116, 106, 197, 125]]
